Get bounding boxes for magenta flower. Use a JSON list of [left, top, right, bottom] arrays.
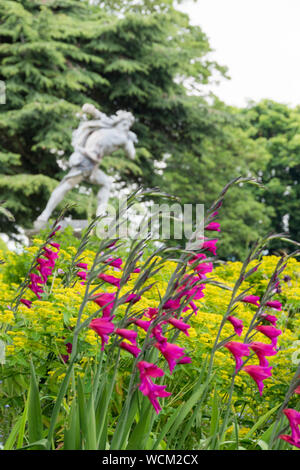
[[223, 341, 250, 372], [167, 317, 190, 336], [90, 317, 115, 350], [115, 328, 137, 345], [261, 313, 278, 326], [137, 360, 164, 379], [227, 315, 244, 337], [36, 258, 53, 282], [77, 271, 87, 281], [120, 341, 141, 357], [76, 263, 88, 270], [156, 342, 185, 374], [294, 386, 300, 394], [144, 307, 159, 319], [49, 225, 61, 238], [205, 222, 221, 232], [93, 293, 116, 318], [138, 373, 171, 414], [188, 253, 207, 265], [133, 319, 152, 332], [241, 295, 260, 306], [202, 239, 218, 256], [124, 293, 141, 304], [43, 247, 59, 267], [177, 356, 192, 364], [279, 409, 300, 449], [50, 242, 60, 250], [242, 365, 273, 395], [249, 341, 277, 367], [163, 298, 181, 311], [266, 300, 282, 311], [255, 325, 282, 348], [98, 273, 121, 288], [20, 298, 32, 309], [151, 325, 167, 344], [104, 257, 123, 269]]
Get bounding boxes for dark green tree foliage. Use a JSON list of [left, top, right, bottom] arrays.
[[244, 100, 300, 246], [0, 0, 274, 260], [0, 0, 225, 234]]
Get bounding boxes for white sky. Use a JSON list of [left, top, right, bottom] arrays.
[[177, 0, 300, 108]]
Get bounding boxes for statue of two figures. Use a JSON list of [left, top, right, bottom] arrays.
[[33, 103, 138, 232]]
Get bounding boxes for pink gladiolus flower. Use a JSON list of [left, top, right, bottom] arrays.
[[133, 267, 141, 273], [255, 325, 282, 348], [205, 222, 221, 232], [249, 341, 277, 367], [163, 299, 181, 310], [77, 271, 87, 281], [242, 295, 260, 306], [202, 239, 218, 256], [279, 409, 300, 449], [104, 257, 123, 269], [133, 319, 152, 332], [49, 225, 61, 237], [144, 307, 159, 319], [98, 273, 121, 288], [115, 328, 137, 345], [43, 247, 59, 267], [266, 300, 282, 311], [177, 356, 192, 364], [61, 342, 72, 363], [37, 258, 53, 282], [124, 293, 141, 304], [30, 273, 44, 285], [223, 341, 250, 372], [167, 317, 190, 336], [120, 341, 141, 357], [188, 253, 207, 265], [76, 263, 88, 270], [20, 299, 32, 308], [137, 360, 164, 379], [156, 342, 185, 374], [227, 315, 244, 337], [138, 373, 171, 414], [151, 325, 167, 344], [90, 318, 115, 351], [29, 279, 44, 299], [93, 293, 116, 318], [50, 242, 60, 250], [294, 386, 300, 394], [261, 313, 278, 326], [242, 365, 273, 395]]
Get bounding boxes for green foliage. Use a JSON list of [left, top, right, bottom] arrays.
[[243, 100, 300, 248]]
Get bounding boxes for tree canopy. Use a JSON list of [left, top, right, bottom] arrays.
[[0, 0, 297, 259]]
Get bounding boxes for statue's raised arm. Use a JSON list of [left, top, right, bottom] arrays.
[[33, 104, 137, 231]]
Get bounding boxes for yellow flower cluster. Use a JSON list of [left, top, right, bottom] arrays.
[[0, 243, 299, 408]]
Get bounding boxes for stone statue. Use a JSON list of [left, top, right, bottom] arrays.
[[33, 103, 138, 231]]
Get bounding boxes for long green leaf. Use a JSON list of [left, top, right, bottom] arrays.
[[17, 393, 29, 449], [28, 360, 43, 445], [64, 398, 80, 450], [4, 416, 22, 450], [126, 400, 154, 450], [244, 404, 280, 440]]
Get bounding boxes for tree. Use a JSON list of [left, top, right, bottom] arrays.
[[0, 0, 274, 260], [243, 100, 300, 246], [0, 0, 224, 235]]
